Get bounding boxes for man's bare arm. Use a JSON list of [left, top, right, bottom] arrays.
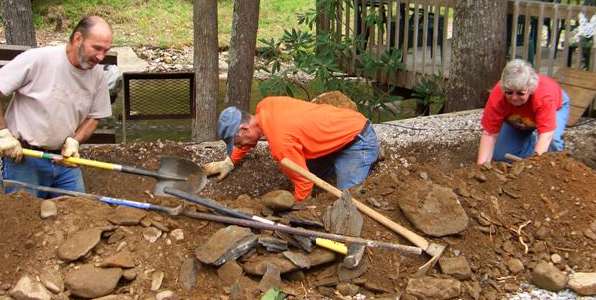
[[72, 118, 99, 143]]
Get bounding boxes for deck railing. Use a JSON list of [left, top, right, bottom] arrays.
[[320, 0, 596, 88]]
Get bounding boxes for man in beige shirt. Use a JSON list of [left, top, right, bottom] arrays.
[[0, 16, 113, 198]]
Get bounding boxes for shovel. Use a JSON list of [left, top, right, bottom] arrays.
[[22, 148, 206, 196], [1, 179, 183, 215]]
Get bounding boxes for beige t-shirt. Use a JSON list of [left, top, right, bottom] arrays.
[[0, 45, 111, 149]]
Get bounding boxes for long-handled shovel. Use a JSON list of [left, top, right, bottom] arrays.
[[281, 158, 446, 275], [1, 179, 183, 215], [1, 180, 422, 255], [22, 148, 206, 196], [163, 187, 350, 255]]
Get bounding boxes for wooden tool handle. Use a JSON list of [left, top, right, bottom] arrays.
[[281, 158, 430, 249]]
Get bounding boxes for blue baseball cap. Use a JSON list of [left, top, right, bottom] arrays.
[[217, 106, 242, 155]]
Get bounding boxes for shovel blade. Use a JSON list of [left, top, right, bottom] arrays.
[[153, 156, 207, 196]]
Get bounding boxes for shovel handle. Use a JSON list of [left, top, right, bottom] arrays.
[[281, 158, 430, 250]]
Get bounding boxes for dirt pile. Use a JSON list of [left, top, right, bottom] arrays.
[[0, 142, 594, 299]]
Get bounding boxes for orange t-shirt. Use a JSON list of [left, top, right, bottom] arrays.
[[230, 96, 367, 201]]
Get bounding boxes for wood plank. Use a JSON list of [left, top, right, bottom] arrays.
[[547, 4, 559, 76], [431, 0, 439, 74], [0, 45, 117, 65], [553, 68, 596, 126], [511, 1, 520, 59], [508, 1, 596, 16], [535, 4, 544, 70], [522, 1, 532, 61]]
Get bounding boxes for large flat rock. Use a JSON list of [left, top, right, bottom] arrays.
[[399, 183, 469, 237], [194, 226, 257, 266], [57, 228, 103, 262], [64, 264, 122, 298]]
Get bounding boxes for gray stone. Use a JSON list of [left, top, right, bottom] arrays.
[[64, 264, 122, 298], [506, 258, 524, 274], [194, 226, 257, 266], [39, 269, 63, 293], [179, 257, 200, 290], [108, 206, 147, 225], [257, 264, 282, 292], [568, 272, 596, 296], [142, 227, 162, 243], [98, 251, 136, 268], [155, 290, 178, 300], [261, 190, 295, 211], [57, 228, 103, 262], [399, 183, 469, 237], [531, 261, 568, 291], [217, 261, 243, 287], [338, 258, 368, 282], [439, 256, 472, 280], [337, 283, 359, 296], [258, 236, 288, 252], [9, 275, 52, 300], [243, 248, 335, 275], [406, 276, 462, 300], [323, 191, 363, 237], [150, 271, 165, 291], [282, 251, 311, 269], [40, 200, 57, 219]]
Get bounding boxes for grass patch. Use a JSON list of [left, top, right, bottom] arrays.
[[27, 0, 314, 48]]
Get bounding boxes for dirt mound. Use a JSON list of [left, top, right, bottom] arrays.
[[0, 142, 593, 299]]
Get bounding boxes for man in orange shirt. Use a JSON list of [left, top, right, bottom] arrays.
[[204, 96, 379, 201]]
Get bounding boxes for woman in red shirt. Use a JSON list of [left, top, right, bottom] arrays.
[[477, 59, 570, 164]]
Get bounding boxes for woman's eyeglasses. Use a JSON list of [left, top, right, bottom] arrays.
[[504, 90, 528, 97]]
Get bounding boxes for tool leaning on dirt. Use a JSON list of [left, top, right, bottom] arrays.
[[281, 158, 446, 274], [163, 186, 351, 255], [22, 148, 206, 196], [1, 179, 421, 255]]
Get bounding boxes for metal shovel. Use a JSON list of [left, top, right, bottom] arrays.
[[22, 148, 206, 196]]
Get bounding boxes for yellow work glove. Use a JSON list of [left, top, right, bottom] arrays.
[[58, 137, 80, 167], [203, 156, 234, 180], [0, 128, 23, 162]]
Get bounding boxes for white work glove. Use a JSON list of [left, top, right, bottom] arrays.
[[58, 137, 80, 167], [0, 128, 23, 162], [203, 156, 234, 180]]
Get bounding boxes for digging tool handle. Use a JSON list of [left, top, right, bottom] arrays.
[[504, 153, 523, 162], [281, 158, 430, 250], [23, 148, 185, 181]]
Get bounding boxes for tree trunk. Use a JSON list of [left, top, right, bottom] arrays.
[[1, 0, 37, 47], [192, 0, 219, 142], [444, 1, 507, 112], [225, 0, 260, 111]]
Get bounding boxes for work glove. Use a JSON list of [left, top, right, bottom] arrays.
[[57, 137, 80, 167], [203, 156, 234, 180], [0, 128, 23, 162]]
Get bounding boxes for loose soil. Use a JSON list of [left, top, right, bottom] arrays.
[[0, 141, 594, 299]]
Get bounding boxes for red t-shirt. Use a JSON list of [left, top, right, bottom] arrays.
[[230, 96, 367, 201], [481, 75, 562, 134]]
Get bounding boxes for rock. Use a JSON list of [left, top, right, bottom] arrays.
[[535, 226, 550, 240], [57, 228, 103, 262], [261, 190, 295, 211], [106, 229, 127, 244], [363, 281, 392, 293], [257, 264, 282, 292], [155, 290, 178, 300], [311, 91, 358, 111], [9, 275, 52, 300], [531, 261, 568, 291], [317, 286, 335, 297], [93, 296, 134, 300], [243, 248, 335, 275], [64, 264, 122, 298], [179, 257, 200, 290], [122, 269, 137, 281], [39, 269, 63, 293], [217, 261, 243, 287], [282, 251, 310, 269], [258, 236, 288, 252], [338, 258, 368, 282], [40, 200, 57, 219], [285, 270, 305, 282], [583, 229, 596, 241], [568, 272, 596, 296], [506, 258, 524, 274], [142, 227, 162, 243], [98, 251, 136, 268], [464, 281, 481, 300], [406, 277, 461, 299], [439, 256, 472, 280], [170, 229, 184, 241], [550, 253, 562, 264], [399, 183, 469, 237], [323, 191, 363, 237], [107, 206, 147, 225], [195, 226, 257, 266], [151, 271, 165, 291], [337, 283, 359, 296]]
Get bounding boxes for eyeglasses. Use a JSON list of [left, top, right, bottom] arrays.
[[504, 90, 528, 97]]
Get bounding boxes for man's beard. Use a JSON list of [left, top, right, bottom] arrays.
[[77, 44, 94, 70]]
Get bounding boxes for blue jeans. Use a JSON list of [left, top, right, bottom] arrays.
[[307, 122, 380, 190], [2, 157, 85, 199], [493, 91, 570, 161]]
